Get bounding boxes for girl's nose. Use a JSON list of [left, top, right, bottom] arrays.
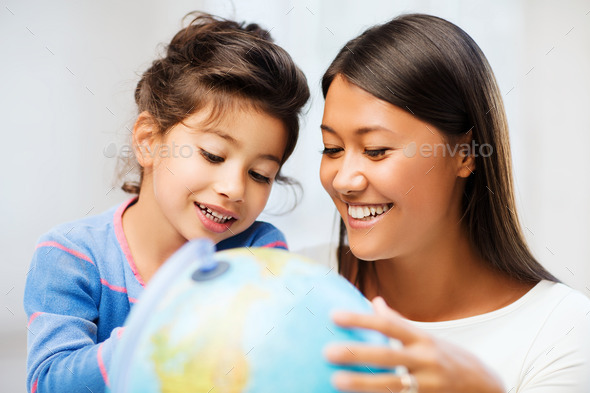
[[214, 169, 246, 202]]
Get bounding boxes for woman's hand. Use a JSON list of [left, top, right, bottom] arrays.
[[324, 297, 505, 393]]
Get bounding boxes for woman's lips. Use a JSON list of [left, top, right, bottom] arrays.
[[345, 203, 394, 230]]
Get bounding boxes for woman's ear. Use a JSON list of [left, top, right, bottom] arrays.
[[457, 153, 476, 178], [456, 134, 476, 178], [132, 111, 160, 168]]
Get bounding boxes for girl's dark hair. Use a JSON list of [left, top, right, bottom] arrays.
[[121, 12, 309, 193], [322, 14, 558, 293]]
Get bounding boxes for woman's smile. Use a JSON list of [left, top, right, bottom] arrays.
[[344, 202, 394, 230], [320, 76, 464, 261]]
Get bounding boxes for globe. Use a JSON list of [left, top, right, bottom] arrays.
[[108, 239, 392, 392]]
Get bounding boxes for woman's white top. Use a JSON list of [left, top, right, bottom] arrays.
[[410, 280, 590, 392]]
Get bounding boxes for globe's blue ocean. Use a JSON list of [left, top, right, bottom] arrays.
[[109, 239, 392, 392]]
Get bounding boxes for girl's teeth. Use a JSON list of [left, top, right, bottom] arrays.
[[198, 203, 232, 223], [348, 204, 392, 219], [206, 212, 227, 224]]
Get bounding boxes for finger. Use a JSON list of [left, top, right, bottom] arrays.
[[332, 370, 406, 393], [324, 343, 418, 370], [332, 305, 421, 345], [371, 297, 415, 334]]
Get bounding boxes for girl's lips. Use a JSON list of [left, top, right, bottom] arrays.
[[195, 202, 239, 220], [194, 203, 236, 234]]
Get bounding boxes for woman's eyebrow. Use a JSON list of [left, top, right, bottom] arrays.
[[320, 124, 335, 133], [320, 124, 396, 135], [258, 153, 281, 164]]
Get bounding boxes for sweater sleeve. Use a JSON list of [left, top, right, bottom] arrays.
[[216, 221, 289, 251], [249, 222, 288, 250], [24, 238, 123, 393]]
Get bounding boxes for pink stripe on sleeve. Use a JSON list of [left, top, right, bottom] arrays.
[[261, 241, 288, 249], [114, 197, 145, 287], [97, 343, 110, 387], [36, 241, 95, 265], [100, 279, 128, 294], [31, 378, 38, 393], [28, 312, 43, 327]]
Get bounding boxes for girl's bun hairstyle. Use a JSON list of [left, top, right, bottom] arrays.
[[123, 12, 309, 193]]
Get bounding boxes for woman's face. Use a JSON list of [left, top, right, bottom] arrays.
[[320, 76, 470, 261]]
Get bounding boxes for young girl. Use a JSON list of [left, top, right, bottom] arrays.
[[320, 14, 590, 393], [24, 13, 309, 393]]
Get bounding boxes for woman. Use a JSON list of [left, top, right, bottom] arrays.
[[320, 14, 590, 393]]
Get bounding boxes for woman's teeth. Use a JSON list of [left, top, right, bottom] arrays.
[[198, 204, 233, 224], [348, 204, 393, 220]]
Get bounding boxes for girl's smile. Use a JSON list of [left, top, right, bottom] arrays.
[[195, 201, 238, 233]]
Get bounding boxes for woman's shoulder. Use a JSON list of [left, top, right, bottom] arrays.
[[515, 281, 590, 389], [527, 280, 590, 321], [528, 280, 590, 341], [414, 281, 590, 390], [490, 280, 590, 374], [479, 280, 590, 334]]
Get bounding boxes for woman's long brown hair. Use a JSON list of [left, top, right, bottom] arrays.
[[322, 14, 558, 293]]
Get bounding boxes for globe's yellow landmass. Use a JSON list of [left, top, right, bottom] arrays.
[[151, 285, 269, 392], [252, 248, 295, 277]]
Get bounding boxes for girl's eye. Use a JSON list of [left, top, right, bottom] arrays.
[[364, 149, 389, 158], [249, 170, 271, 184], [200, 149, 224, 163], [321, 147, 343, 156]]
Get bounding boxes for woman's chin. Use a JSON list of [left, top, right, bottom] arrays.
[[347, 244, 383, 262]]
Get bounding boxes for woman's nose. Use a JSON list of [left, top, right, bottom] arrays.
[[331, 154, 368, 195]]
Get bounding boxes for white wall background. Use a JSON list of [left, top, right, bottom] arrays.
[[1, 0, 589, 391]]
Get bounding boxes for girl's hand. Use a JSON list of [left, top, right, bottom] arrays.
[[324, 297, 505, 393]]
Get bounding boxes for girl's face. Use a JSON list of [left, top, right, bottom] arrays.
[[143, 105, 287, 244], [320, 76, 470, 261]]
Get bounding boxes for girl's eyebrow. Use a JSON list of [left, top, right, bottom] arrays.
[[202, 128, 238, 145], [321, 124, 396, 135], [201, 127, 281, 164]]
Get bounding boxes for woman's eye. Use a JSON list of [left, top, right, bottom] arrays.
[[321, 147, 343, 156], [364, 149, 389, 158], [249, 170, 271, 184], [200, 149, 224, 163]]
